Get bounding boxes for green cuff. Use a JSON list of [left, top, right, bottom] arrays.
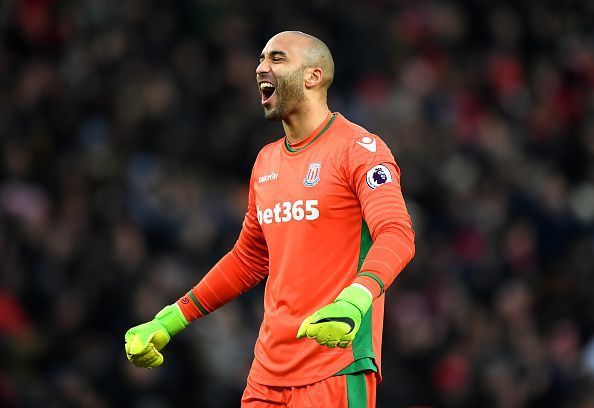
[[357, 272, 385, 295], [335, 286, 373, 316], [155, 304, 189, 336], [188, 291, 209, 316]]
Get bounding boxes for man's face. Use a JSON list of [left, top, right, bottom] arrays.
[[256, 35, 306, 121]]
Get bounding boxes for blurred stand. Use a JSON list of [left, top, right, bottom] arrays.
[[1, 1, 593, 407]]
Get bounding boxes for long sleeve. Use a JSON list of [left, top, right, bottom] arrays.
[[176, 173, 269, 321], [344, 135, 415, 298]]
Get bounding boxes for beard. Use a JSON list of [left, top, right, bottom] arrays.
[[264, 67, 305, 121]]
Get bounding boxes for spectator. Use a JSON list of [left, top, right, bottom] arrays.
[[0, 1, 593, 406]]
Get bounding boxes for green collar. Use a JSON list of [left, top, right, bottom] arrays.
[[284, 113, 337, 153]]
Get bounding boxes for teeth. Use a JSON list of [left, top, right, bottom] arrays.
[[260, 82, 275, 90]]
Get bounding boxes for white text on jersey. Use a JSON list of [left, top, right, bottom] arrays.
[[258, 172, 278, 184], [257, 200, 319, 225]]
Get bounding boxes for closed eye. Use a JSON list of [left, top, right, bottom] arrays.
[[259, 50, 288, 63]]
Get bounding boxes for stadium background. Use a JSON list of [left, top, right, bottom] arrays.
[[1, 0, 594, 406]]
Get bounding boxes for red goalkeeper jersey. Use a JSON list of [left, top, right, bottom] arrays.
[[177, 112, 415, 386]]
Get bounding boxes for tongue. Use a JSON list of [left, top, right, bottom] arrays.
[[262, 89, 275, 103]]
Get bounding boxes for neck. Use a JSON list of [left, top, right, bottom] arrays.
[[282, 102, 331, 145]]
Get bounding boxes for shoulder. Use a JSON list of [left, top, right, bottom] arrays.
[[331, 113, 375, 144], [248, 138, 284, 182], [255, 137, 284, 161], [331, 113, 393, 159], [261, 137, 285, 153], [331, 113, 389, 155]]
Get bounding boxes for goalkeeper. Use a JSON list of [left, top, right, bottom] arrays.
[[125, 31, 415, 408]]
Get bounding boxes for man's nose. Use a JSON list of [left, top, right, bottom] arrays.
[[256, 59, 270, 75]]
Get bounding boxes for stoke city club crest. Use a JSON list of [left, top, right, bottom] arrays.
[[303, 162, 321, 187]]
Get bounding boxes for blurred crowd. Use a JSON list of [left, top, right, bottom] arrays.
[[1, 0, 594, 407]]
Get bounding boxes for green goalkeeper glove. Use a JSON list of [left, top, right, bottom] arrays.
[[125, 304, 188, 368], [296, 285, 373, 348]]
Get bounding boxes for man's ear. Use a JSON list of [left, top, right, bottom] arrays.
[[304, 67, 324, 89]]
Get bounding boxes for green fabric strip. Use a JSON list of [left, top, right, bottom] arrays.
[[357, 221, 373, 270], [284, 113, 337, 153], [352, 220, 375, 361], [188, 292, 208, 316], [356, 272, 385, 295], [335, 358, 377, 375], [352, 306, 374, 360], [346, 372, 368, 408]]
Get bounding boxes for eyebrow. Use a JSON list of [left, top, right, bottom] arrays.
[[260, 50, 288, 59]]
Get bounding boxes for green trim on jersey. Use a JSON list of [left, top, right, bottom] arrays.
[[188, 292, 208, 316], [352, 221, 375, 361], [352, 302, 374, 360], [335, 357, 377, 375], [284, 113, 337, 153], [357, 272, 385, 295], [346, 371, 368, 408], [357, 221, 373, 270]]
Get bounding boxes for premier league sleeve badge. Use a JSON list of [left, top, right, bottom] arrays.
[[366, 164, 392, 189]]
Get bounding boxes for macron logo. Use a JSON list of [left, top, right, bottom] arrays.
[[258, 171, 278, 184], [356, 136, 377, 153]]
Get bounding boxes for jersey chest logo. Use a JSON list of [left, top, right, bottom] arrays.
[[303, 162, 321, 187], [257, 200, 319, 225]]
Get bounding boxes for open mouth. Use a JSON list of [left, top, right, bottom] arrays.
[[259, 81, 276, 104]]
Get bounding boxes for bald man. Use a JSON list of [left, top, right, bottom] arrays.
[[124, 31, 415, 407]]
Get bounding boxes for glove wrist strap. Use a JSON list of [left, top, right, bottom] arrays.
[[155, 304, 189, 336], [335, 285, 373, 316]]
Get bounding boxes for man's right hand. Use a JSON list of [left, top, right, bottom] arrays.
[[124, 304, 188, 368]]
